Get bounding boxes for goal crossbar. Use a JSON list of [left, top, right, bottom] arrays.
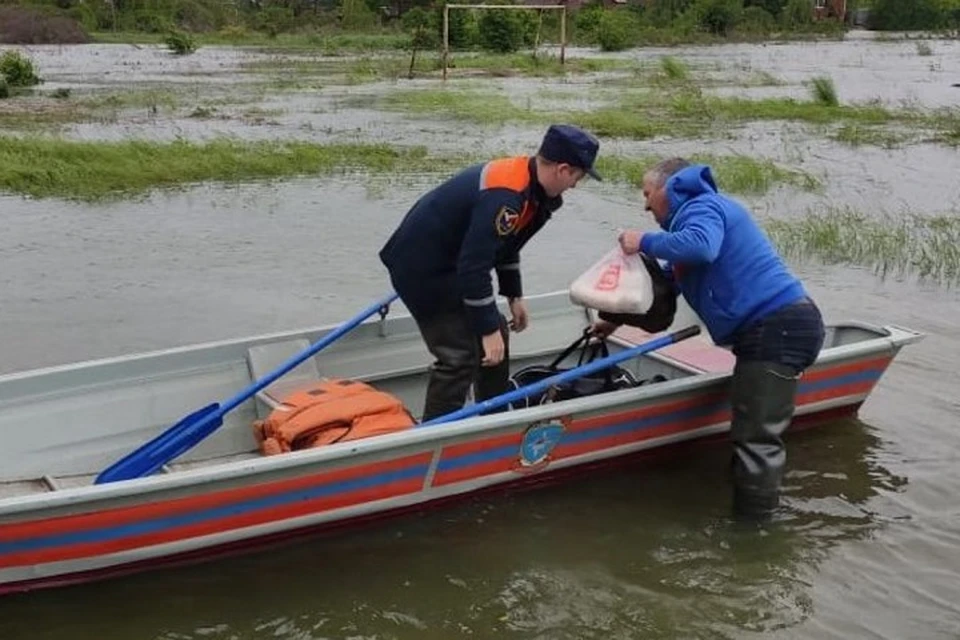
[[441, 2, 568, 80]]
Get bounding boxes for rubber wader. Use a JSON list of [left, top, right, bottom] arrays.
[[729, 360, 801, 520]]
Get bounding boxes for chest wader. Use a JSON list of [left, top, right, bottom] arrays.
[[729, 360, 801, 520]]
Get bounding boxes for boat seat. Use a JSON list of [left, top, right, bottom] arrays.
[[247, 339, 324, 412], [612, 326, 735, 374]]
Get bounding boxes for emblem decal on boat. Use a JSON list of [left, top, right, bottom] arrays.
[[515, 418, 568, 472]]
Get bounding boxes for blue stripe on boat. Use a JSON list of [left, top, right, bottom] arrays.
[[437, 368, 885, 471], [0, 465, 429, 556], [800, 369, 881, 393]]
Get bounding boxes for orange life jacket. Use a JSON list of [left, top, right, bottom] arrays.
[[252, 379, 416, 456]]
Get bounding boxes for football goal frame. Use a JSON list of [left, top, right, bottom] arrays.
[[441, 3, 568, 80]]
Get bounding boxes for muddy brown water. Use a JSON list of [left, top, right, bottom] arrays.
[[1, 33, 960, 639]]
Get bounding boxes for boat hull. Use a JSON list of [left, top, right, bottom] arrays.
[[0, 402, 863, 596]]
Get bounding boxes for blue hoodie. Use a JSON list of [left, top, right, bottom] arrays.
[[639, 164, 806, 346]]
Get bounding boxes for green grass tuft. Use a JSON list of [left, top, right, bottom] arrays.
[[765, 207, 960, 285], [809, 76, 839, 107], [659, 55, 690, 82]]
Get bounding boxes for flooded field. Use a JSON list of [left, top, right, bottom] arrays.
[[1, 31, 959, 639]]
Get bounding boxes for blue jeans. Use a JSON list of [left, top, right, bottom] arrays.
[[731, 297, 826, 375]]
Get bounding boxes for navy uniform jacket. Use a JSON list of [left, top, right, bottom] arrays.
[[379, 156, 562, 336]]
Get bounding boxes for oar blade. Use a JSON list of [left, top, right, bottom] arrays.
[[93, 291, 398, 483], [94, 403, 223, 484]]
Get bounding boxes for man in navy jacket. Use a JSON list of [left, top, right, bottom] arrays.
[[594, 158, 825, 521], [380, 124, 602, 422]]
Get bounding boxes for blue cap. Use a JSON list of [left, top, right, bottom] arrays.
[[537, 124, 602, 181]]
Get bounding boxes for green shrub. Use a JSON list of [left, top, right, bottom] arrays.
[[165, 29, 197, 55], [694, 0, 742, 35], [436, 5, 478, 49], [478, 8, 526, 53], [869, 0, 945, 30], [738, 5, 777, 33], [597, 10, 633, 51], [744, 0, 786, 19], [0, 50, 41, 87], [573, 2, 605, 42]]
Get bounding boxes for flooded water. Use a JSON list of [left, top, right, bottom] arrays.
[[2, 32, 960, 639]]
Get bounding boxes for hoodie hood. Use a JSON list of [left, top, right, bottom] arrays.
[[661, 164, 718, 229]]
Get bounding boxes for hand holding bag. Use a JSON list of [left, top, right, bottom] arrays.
[[569, 247, 655, 315], [570, 247, 679, 334]]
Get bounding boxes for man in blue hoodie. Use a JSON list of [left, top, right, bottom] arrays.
[[592, 157, 825, 521]]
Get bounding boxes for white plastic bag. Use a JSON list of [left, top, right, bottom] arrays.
[[568, 248, 655, 315]]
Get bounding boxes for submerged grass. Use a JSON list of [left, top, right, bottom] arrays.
[[595, 153, 820, 195], [378, 88, 686, 139], [765, 207, 960, 286], [378, 89, 538, 125], [243, 52, 634, 85], [378, 88, 689, 139], [0, 85, 267, 131], [374, 64, 960, 146], [691, 93, 893, 125], [830, 124, 911, 149], [378, 86, 903, 142], [0, 135, 816, 201], [445, 52, 633, 77], [92, 30, 412, 53], [0, 137, 471, 201]]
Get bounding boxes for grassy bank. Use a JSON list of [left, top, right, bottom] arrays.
[[765, 207, 960, 286], [0, 136, 816, 201], [0, 137, 471, 201]]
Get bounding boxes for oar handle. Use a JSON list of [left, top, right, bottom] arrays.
[[670, 325, 701, 342], [418, 325, 702, 427]]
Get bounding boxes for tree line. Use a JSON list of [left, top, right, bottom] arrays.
[[0, 0, 957, 47]]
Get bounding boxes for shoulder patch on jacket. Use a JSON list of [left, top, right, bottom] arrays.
[[494, 205, 521, 236]]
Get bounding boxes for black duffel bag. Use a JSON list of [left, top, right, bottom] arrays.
[[506, 329, 664, 410]]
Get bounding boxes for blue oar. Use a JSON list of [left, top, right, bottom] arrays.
[[418, 325, 702, 427], [95, 291, 399, 485]]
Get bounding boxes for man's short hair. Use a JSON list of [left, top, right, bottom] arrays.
[[645, 157, 691, 188]]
